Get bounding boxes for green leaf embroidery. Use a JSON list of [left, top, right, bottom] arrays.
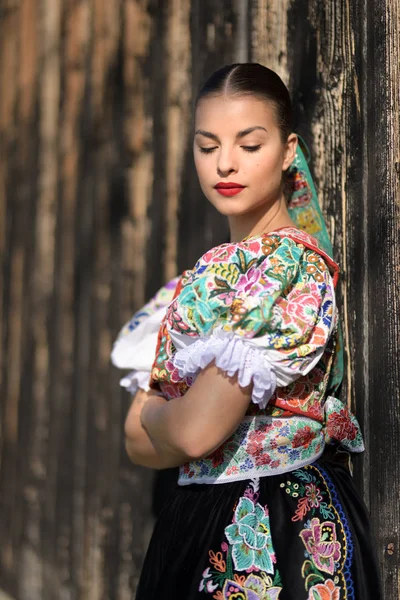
[[272, 569, 282, 587], [226, 546, 234, 580], [236, 248, 248, 273]]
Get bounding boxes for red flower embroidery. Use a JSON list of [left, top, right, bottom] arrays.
[[292, 426, 315, 449], [245, 240, 261, 253], [208, 447, 225, 468], [255, 454, 272, 466], [283, 379, 313, 410], [202, 244, 236, 264], [326, 409, 358, 442], [248, 430, 265, 443], [258, 421, 276, 433], [286, 285, 321, 326], [247, 441, 263, 457]]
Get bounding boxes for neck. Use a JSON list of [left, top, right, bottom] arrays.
[[228, 193, 297, 243]]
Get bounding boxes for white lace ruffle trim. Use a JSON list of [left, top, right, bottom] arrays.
[[119, 370, 151, 394], [172, 329, 276, 409]]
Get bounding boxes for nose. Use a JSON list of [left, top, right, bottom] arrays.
[[216, 147, 238, 177]]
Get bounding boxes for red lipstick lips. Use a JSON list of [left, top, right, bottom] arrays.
[[214, 182, 245, 197]]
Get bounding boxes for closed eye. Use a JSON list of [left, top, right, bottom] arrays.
[[199, 145, 262, 154], [199, 147, 217, 154], [242, 145, 261, 153]]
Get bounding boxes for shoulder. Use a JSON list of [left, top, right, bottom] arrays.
[[183, 227, 336, 287], [115, 275, 181, 340], [186, 230, 299, 275]]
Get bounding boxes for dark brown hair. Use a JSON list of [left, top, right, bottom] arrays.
[[195, 63, 292, 142]]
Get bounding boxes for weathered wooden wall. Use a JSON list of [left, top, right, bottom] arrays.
[[0, 0, 399, 598]]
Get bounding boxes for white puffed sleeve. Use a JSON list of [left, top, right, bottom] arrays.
[[111, 277, 180, 393], [164, 235, 337, 409]]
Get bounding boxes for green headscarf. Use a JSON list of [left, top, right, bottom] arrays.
[[287, 138, 343, 393]]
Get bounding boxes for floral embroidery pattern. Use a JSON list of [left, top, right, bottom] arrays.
[[118, 276, 180, 337], [199, 465, 353, 598], [225, 497, 275, 572], [221, 574, 282, 599], [178, 400, 363, 485], [307, 579, 340, 600], [178, 416, 325, 485], [167, 235, 335, 349], [152, 230, 337, 391], [282, 464, 353, 598], [144, 231, 363, 486], [300, 518, 341, 575], [324, 397, 365, 452], [287, 164, 313, 209], [280, 468, 335, 523], [178, 398, 363, 485], [199, 480, 283, 599]]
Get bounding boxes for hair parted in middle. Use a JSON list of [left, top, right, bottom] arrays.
[[195, 63, 293, 142]]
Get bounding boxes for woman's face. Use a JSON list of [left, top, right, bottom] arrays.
[[193, 95, 297, 217]]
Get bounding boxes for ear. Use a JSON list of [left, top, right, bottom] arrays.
[[282, 133, 298, 171]]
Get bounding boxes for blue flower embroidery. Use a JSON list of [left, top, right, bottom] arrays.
[[321, 298, 333, 328], [243, 458, 254, 471], [195, 265, 207, 275], [200, 462, 209, 476], [289, 449, 301, 461]]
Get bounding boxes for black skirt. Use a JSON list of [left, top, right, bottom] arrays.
[[136, 453, 382, 599]]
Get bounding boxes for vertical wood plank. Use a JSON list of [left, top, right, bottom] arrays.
[[251, 0, 290, 81], [88, 0, 115, 594], [164, 0, 191, 281], [0, 2, 24, 591], [122, 0, 153, 309], [50, 2, 90, 598], [282, 0, 364, 413], [177, 0, 238, 273], [65, 1, 92, 595], [366, 0, 400, 594], [17, 0, 45, 595], [234, 0, 250, 63], [120, 0, 156, 593]]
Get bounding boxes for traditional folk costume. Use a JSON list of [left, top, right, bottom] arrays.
[[112, 142, 381, 599]]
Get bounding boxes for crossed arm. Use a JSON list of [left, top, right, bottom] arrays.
[[124, 363, 252, 469]]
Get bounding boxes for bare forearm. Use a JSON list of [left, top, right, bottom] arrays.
[[124, 390, 190, 468], [140, 365, 251, 459], [140, 396, 198, 460], [125, 437, 183, 469], [141, 395, 226, 460]]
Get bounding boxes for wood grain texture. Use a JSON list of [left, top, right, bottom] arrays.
[[365, 0, 400, 595], [0, 0, 399, 598], [251, 0, 290, 81], [176, 0, 238, 274], [284, 0, 400, 593], [160, 0, 191, 282]]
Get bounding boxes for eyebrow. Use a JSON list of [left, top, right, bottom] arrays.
[[194, 126, 268, 142]]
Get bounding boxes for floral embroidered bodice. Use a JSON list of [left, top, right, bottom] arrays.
[[112, 227, 364, 484]]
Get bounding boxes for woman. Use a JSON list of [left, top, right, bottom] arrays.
[[112, 64, 381, 599]]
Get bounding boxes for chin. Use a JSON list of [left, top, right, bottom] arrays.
[[210, 204, 246, 217], [209, 198, 261, 218]]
